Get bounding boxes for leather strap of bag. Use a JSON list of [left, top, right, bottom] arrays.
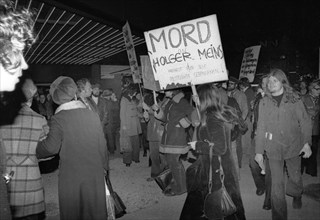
[[218, 156, 225, 186], [207, 146, 225, 192], [204, 120, 227, 193], [208, 145, 213, 193]]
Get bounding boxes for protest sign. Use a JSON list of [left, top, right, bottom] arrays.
[[123, 22, 142, 83], [239, 45, 261, 82], [140, 55, 160, 91], [144, 14, 228, 90]]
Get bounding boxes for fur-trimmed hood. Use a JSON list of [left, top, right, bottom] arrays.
[[55, 100, 86, 114]]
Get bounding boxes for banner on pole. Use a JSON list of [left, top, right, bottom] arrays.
[[123, 21, 142, 84], [239, 45, 261, 82], [144, 14, 228, 90], [140, 55, 160, 91]]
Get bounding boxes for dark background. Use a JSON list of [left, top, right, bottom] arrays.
[[42, 0, 320, 77]]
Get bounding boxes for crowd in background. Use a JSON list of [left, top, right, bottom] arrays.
[[1, 0, 319, 220]]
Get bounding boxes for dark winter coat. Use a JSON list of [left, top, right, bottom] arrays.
[[36, 101, 109, 220], [181, 113, 246, 220], [302, 93, 319, 135], [159, 93, 193, 154], [255, 92, 312, 160]]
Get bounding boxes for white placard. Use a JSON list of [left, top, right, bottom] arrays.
[[239, 45, 261, 82], [144, 14, 228, 90]]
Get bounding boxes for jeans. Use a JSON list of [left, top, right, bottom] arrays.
[[165, 153, 187, 194], [269, 156, 303, 220], [149, 141, 166, 177], [123, 135, 140, 164], [140, 122, 149, 154], [302, 135, 318, 176], [236, 136, 242, 168], [264, 156, 272, 207], [231, 141, 240, 180], [104, 126, 119, 154]]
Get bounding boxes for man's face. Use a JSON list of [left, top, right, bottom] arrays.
[[300, 81, 307, 90], [111, 93, 117, 101], [261, 77, 268, 92], [310, 83, 320, 97], [268, 76, 283, 94], [92, 87, 100, 97], [227, 81, 236, 91], [0, 53, 28, 92], [84, 82, 92, 98], [239, 84, 246, 91], [39, 94, 46, 103]]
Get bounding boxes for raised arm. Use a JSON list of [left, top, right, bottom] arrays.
[[36, 117, 62, 159]]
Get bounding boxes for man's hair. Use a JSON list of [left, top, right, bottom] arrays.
[[105, 88, 113, 93], [0, 0, 36, 70], [266, 68, 300, 102], [309, 79, 320, 90]]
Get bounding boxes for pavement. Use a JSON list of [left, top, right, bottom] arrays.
[[44, 150, 320, 220]]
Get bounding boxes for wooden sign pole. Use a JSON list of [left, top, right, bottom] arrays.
[[191, 85, 201, 122]]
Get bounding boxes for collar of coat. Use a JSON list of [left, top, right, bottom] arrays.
[[55, 100, 86, 114], [266, 90, 300, 105], [172, 92, 184, 103]]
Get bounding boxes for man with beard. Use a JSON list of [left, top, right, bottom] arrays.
[[102, 89, 120, 154], [91, 83, 108, 128], [76, 78, 97, 113], [255, 69, 312, 220]]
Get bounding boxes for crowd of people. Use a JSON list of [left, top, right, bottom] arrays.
[[1, 0, 319, 220]]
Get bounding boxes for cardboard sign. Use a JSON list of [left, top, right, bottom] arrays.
[[239, 45, 261, 82], [123, 22, 142, 83], [144, 14, 228, 90], [140, 55, 160, 91]]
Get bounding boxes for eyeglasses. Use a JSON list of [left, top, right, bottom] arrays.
[[312, 87, 320, 91]]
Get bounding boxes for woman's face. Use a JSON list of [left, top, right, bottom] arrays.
[[39, 94, 46, 103], [0, 53, 28, 92], [267, 76, 283, 94]]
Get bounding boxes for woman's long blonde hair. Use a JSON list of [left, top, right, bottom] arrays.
[[197, 83, 238, 126]]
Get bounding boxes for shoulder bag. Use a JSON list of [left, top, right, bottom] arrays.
[[203, 145, 237, 219], [105, 175, 127, 218], [154, 168, 173, 192]]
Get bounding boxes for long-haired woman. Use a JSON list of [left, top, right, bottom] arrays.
[[180, 83, 246, 220]]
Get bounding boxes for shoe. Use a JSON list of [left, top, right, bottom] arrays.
[[163, 188, 176, 197], [263, 204, 271, 210], [125, 163, 131, 167], [292, 196, 302, 209], [256, 189, 265, 196]]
